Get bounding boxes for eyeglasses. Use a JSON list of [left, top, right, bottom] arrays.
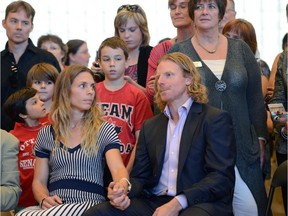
[[117, 4, 141, 14], [9, 63, 18, 88], [225, 33, 240, 40]]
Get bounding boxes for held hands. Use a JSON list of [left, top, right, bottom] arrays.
[[107, 181, 130, 211], [152, 198, 182, 216], [40, 195, 62, 209]]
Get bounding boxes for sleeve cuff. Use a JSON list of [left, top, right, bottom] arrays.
[[258, 137, 267, 144], [175, 194, 188, 209]]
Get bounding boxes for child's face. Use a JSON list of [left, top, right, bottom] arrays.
[[118, 18, 143, 51], [25, 93, 46, 120], [31, 80, 55, 102], [99, 47, 128, 81]]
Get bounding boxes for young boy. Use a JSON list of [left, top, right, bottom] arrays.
[[97, 37, 153, 172], [26, 63, 59, 123], [3, 87, 49, 211]]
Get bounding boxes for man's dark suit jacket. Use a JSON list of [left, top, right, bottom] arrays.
[[129, 102, 236, 214]]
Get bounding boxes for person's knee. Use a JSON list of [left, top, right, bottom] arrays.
[[82, 202, 114, 216]]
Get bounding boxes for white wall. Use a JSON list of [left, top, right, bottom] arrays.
[[1, 0, 287, 68]]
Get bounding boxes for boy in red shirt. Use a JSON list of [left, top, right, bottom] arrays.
[[3, 87, 49, 212], [97, 37, 153, 173]]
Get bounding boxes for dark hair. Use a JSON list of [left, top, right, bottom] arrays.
[[282, 33, 288, 51], [222, 19, 257, 54], [5, 0, 35, 23], [3, 87, 37, 123], [98, 37, 129, 61], [189, 0, 226, 22], [37, 34, 68, 63], [26, 63, 59, 87], [65, 39, 86, 65]]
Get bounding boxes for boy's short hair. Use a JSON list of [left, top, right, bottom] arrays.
[[5, 0, 35, 23], [98, 37, 129, 61], [26, 63, 59, 87], [3, 87, 38, 123]]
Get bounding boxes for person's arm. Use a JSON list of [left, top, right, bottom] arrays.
[[244, 43, 269, 167], [182, 110, 236, 206], [267, 53, 281, 99], [124, 76, 147, 94], [126, 130, 140, 173], [105, 148, 130, 210], [270, 52, 287, 138], [1, 131, 22, 211], [32, 157, 62, 209]]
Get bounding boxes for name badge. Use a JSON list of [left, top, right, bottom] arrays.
[[193, 61, 202, 68]]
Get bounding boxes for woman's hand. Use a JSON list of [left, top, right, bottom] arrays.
[[107, 181, 130, 210], [41, 195, 62, 209]]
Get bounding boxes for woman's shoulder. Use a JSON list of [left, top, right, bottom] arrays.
[[168, 37, 192, 53], [151, 40, 172, 56], [99, 121, 115, 133]]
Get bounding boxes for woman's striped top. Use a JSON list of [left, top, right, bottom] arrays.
[[35, 121, 120, 204]]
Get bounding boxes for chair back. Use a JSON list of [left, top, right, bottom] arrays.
[[264, 160, 287, 216]]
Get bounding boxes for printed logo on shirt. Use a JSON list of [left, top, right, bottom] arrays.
[[119, 142, 132, 155], [100, 103, 134, 129], [19, 158, 36, 169], [19, 138, 36, 158]]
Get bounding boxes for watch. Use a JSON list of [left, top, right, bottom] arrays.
[[120, 177, 132, 193]]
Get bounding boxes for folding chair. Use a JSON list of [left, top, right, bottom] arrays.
[[265, 160, 287, 216]]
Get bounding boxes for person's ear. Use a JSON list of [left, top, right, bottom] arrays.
[[185, 75, 192, 86], [30, 23, 34, 32], [19, 113, 27, 119], [2, 19, 6, 29]]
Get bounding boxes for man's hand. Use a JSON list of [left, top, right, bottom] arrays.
[[107, 181, 130, 210], [152, 198, 182, 216]]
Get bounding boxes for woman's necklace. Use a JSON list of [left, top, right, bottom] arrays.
[[70, 121, 82, 129], [195, 35, 219, 54]]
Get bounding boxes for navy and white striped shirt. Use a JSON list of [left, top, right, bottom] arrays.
[[35, 122, 120, 204]]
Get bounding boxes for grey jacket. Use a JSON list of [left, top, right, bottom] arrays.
[[168, 37, 268, 216], [270, 51, 288, 154], [1, 130, 21, 211]]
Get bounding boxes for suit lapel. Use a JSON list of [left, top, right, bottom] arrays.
[[154, 114, 169, 169], [178, 102, 203, 175]]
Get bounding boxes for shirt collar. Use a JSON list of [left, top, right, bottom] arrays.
[[164, 97, 193, 119], [2, 38, 36, 56]]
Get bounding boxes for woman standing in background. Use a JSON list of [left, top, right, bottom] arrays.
[[146, 0, 195, 105], [114, 4, 152, 96], [168, 0, 268, 215]]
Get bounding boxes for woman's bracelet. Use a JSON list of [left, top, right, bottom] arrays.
[[40, 197, 48, 208]]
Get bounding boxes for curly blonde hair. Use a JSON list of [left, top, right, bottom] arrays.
[[50, 65, 104, 155], [155, 52, 208, 111]]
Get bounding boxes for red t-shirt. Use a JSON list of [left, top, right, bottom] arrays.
[[10, 122, 50, 207], [96, 82, 153, 165]]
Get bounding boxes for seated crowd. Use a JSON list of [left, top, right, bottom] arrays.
[[1, 0, 287, 216]]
